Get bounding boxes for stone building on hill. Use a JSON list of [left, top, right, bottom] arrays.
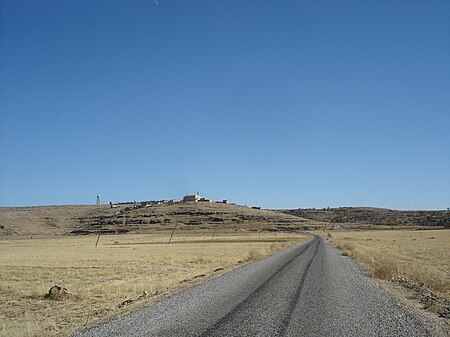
[[183, 193, 201, 202]]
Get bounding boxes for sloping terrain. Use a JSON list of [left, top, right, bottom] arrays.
[[278, 207, 450, 228], [0, 202, 312, 236], [0, 205, 112, 236]]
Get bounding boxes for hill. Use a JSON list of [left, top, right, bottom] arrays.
[[277, 207, 450, 228], [0, 202, 312, 236]]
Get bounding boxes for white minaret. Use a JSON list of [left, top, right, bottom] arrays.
[[96, 195, 100, 205]]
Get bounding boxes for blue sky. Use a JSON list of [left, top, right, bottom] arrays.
[[0, 0, 449, 209]]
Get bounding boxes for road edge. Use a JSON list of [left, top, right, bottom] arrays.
[[322, 235, 450, 337]]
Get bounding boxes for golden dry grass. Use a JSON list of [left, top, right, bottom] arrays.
[[327, 230, 450, 298], [0, 232, 307, 337]]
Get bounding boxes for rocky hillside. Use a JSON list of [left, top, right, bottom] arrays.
[[278, 207, 450, 228], [0, 202, 313, 236]]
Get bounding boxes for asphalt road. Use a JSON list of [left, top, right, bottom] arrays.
[[74, 236, 431, 337]]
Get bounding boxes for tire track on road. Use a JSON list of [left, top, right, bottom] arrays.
[[279, 237, 320, 336], [199, 236, 319, 336]]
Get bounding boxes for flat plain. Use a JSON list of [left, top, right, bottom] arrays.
[[1, 203, 448, 336], [74, 236, 433, 337], [0, 232, 307, 337]]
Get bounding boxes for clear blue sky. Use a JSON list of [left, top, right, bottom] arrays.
[[1, 0, 449, 209]]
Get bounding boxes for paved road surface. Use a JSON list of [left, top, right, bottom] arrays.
[[74, 236, 431, 336]]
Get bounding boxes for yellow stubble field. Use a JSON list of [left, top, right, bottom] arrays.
[[328, 229, 450, 298], [0, 232, 308, 337]]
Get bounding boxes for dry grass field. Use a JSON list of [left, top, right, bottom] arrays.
[[328, 230, 450, 311], [0, 232, 308, 337]]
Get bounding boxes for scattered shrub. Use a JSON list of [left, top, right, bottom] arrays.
[[246, 249, 262, 261], [371, 257, 398, 280]]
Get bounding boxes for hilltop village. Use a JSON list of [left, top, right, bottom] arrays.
[[108, 193, 262, 210]]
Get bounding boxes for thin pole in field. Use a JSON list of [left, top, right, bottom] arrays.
[[95, 233, 101, 247], [168, 223, 178, 244]]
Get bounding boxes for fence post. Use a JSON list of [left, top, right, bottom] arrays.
[[168, 223, 178, 244], [212, 227, 216, 242]]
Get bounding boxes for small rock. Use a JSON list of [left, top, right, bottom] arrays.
[[119, 299, 134, 308], [438, 306, 450, 318], [45, 285, 68, 300], [193, 274, 206, 279], [138, 291, 148, 300]]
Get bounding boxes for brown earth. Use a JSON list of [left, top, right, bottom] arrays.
[[0, 202, 315, 237]]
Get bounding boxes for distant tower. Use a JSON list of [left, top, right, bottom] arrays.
[[96, 195, 100, 206]]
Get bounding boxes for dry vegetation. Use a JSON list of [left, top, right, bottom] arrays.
[[0, 202, 315, 236], [281, 207, 450, 227], [327, 230, 450, 317], [0, 232, 308, 337], [3, 202, 447, 335], [0, 205, 113, 236]]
